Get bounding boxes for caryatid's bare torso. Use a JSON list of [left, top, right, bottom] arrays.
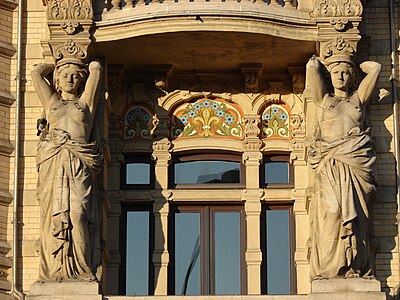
[[47, 94, 92, 144], [319, 93, 364, 143]]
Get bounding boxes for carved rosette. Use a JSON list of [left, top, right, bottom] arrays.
[[311, 0, 363, 18]]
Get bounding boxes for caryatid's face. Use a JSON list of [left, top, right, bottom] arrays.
[[330, 63, 352, 91], [58, 65, 82, 94]]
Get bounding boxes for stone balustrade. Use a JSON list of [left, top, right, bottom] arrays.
[[102, 0, 303, 11]]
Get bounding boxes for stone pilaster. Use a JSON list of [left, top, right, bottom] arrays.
[[242, 115, 263, 294]]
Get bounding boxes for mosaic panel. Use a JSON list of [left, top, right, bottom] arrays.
[[124, 105, 153, 139], [171, 98, 244, 139], [261, 104, 290, 139]]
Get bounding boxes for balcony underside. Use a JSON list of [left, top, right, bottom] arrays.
[[94, 31, 316, 72]]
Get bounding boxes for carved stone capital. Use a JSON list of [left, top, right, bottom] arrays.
[[320, 36, 357, 60], [311, 0, 363, 18], [244, 115, 261, 138], [51, 39, 88, 65], [43, 0, 93, 34]]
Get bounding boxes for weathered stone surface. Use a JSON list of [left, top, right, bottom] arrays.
[[311, 278, 381, 292], [28, 281, 102, 300]]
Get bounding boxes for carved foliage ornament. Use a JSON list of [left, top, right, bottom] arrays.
[[43, 0, 92, 34], [311, 0, 363, 18]]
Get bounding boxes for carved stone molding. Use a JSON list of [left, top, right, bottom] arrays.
[[244, 116, 261, 138], [241, 64, 262, 94], [0, 91, 15, 107], [43, 0, 92, 34], [52, 39, 88, 64], [320, 36, 357, 59], [43, 0, 92, 20], [311, 0, 363, 18]]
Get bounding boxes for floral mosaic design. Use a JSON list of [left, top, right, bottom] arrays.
[[124, 105, 153, 139], [261, 104, 290, 139], [171, 98, 243, 139]]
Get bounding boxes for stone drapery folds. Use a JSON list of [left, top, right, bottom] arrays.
[[306, 55, 381, 280]]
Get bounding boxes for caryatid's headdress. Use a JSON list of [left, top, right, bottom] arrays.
[[52, 40, 87, 69]]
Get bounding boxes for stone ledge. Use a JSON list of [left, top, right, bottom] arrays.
[[0, 139, 14, 156], [0, 90, 15, 107], [311, 278, 381, 293], [0, 0, 17, 11], [30, 281, 101, 296], [0, 41, 16, 58], [0, 189, 13, 206]]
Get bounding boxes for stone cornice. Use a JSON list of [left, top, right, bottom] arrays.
[[0, 91, 15, 107], [0, 139, 14, 156], [0, 189, 12, 207], [0, 0, 17, 11], [0, 42, 16, 58]]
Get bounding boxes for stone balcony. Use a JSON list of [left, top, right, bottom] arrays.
[[93, 0, 316, 43]]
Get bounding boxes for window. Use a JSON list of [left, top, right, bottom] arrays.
[[121, 207, 153, 295], [261, 206, 295, 295], [261, 155, 293, 187], [170, 154, 244, 188], [122, 155, 154, 189], [169, 206, 245, 295]]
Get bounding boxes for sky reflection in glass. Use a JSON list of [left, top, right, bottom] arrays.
[[126, 211, 149, 296], [175, 161, 240, 184], [126, 163, 150, 184], [214, 212, 241, 295], [266, 210, 290, 294], [175, 213, 201, 295], [265, 162, 289, 184]]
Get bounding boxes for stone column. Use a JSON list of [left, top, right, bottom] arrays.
[[242, 115, 263, 294]]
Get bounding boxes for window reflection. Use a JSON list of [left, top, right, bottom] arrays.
[[126, 163, 150, 185], [266, 209, 290, 294], [126, 211, 149, 296], [265, 161, 289, 184], [214, 212, 241, 295], [174, 161, 240, 184], [175, 213, 201, 295]]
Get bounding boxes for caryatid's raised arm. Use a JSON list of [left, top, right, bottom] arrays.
[[358, 61, 381, 104], [81, 61, 102, 115], [31, 64, 54, 112], [306, 56, 327, 107]]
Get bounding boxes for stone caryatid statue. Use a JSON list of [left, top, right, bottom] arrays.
[[306, 54, 381, 280], [31, 53, 103, 282]]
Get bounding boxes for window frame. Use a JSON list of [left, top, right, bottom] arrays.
[[260, 154, 294, 188], [121, 154, 155, 189], [169, 153, 245, 189], [260, 204, 296, 295], [168, 204, 246, 295], [120, 205, 154, 296]]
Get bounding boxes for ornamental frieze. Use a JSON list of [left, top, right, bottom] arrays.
[[311, 0, 363, 18]]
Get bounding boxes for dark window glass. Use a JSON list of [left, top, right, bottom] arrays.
[[261, 207, 294, 295], [175, 212, 201, 295], [174, 161, 240, 184], [122, 155, 154, 189], [170, 206, 243, 295], [126, 163, 151, 185], [266, 209, 290, 294], [214, 212, 241, 295], [126, 211, 150, 296], [265, 161, 289, 184]]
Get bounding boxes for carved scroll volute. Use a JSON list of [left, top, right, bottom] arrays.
[[320, 36, 357, 61]]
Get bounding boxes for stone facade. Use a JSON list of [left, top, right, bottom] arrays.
[[0, 0, 399, 299]]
